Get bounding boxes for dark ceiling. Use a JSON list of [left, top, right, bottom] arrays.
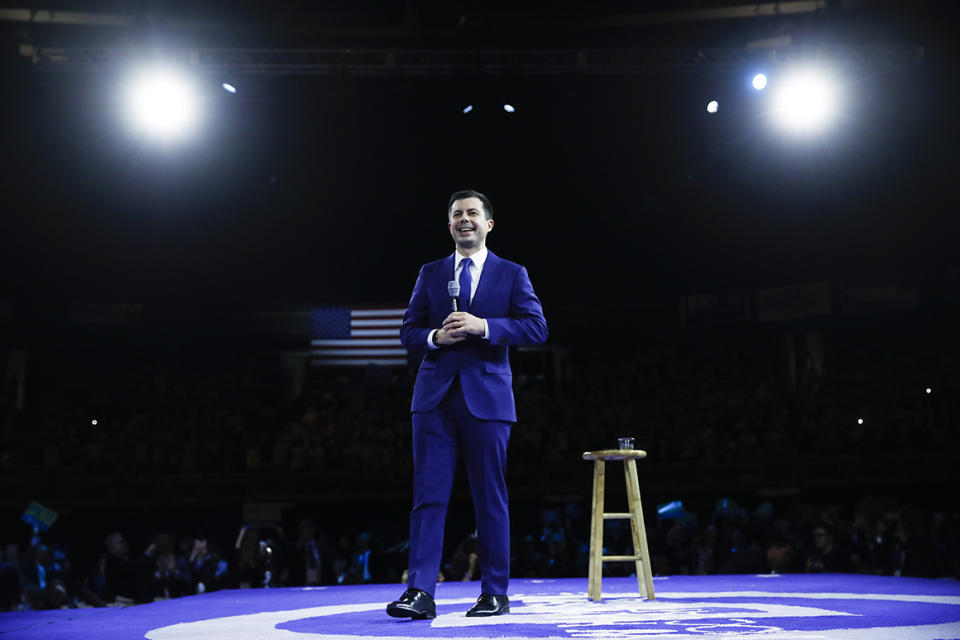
[[0, 1, 956, 310]]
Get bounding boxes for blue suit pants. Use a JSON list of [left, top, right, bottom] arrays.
[[407, 376, 511, 597]]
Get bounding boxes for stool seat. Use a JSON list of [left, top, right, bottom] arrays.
[[582, 448, 655, 601], [582, 449, 648, 461]]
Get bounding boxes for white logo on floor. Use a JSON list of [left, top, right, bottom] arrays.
[[145, 590, 960, 640]]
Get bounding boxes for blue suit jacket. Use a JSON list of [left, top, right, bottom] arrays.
[[401, 250, 548, 422]]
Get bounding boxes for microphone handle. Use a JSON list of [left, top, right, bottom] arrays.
[[450, 298, 459, 312]]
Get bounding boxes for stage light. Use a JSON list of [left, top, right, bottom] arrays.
[[462, 104, 473, 114], [752, 73, 768, 90], [706, 100, 719, 114], [221, 82, 237, 94], [122, 67, 201, 141], [503, 104, 515, 113], [857, 418, 864, 425], [925, 387, 932, 394], [91, 419, 98, 426], [770, 68, 841, 134]]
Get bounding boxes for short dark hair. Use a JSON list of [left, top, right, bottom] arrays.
[[448, 189, 493, 220]]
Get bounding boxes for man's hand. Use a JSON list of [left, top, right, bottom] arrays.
[[434, 325, 466, 345], [191, 539, 207, 562], [442, 312, 485, 338]]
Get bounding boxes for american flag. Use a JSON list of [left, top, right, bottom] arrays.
[[310, 307, 408, 367]]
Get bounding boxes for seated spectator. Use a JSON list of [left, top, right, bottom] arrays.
[[804, 526, 851, 572], [890, 517, 939, 578], [19, 543, 70, 610], [0, 544, 21, 610], [91, 532, 145, 604], [183, 537, 230, 593], [444, 532, 479, 582], [287, 519, 324, 587], [766, 538, 793, 574], [235, 528, 272, 588], [344, 532, 374, 585], [143, 532, 190, 599]]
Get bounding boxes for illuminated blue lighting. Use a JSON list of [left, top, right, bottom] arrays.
[[503, 104, 515, 113], [222, 83, 237, 94], [462, 104, 473, 114], [657, 500, 683, 516], [752, 73, 768, 90], [706, 100, 719, 113]]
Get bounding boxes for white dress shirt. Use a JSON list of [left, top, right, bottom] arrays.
[[454, 247, 487, 304]]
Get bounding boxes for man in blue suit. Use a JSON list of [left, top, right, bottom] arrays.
[[386, 190, 548, 619]]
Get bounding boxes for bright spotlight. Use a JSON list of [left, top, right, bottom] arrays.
[[857, 418, 864, 425], [222, 82, 237, 94], [91, 419, 98, 426], [925, 387, 932, 394], [462, 104, 474, 114], [752, 73, 768, 90], [503, 104, 515, 113], [770, 68, 840, 134], [706, 100, 719, 114], [122, 67, 201, 141]]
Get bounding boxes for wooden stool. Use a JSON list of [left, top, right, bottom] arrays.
[[582, 449, 655, 601]]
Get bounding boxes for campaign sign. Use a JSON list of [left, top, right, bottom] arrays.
[[22, 501, 58, 531]]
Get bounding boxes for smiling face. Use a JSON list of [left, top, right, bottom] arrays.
[[448, 196, 494, 255]]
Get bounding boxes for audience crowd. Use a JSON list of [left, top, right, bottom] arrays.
[[2, 334, 954, 480], [1, 492, 957, 611], [1, 325, 958, 610]]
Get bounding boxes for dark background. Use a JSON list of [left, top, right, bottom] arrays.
[[1, 1, 956, 311]]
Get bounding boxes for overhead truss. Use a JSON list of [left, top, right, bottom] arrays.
[[17, 44, 924, 76]]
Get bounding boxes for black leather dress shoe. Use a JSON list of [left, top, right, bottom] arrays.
[[466, 593, 510, 617], [386, 588, 436, 620]]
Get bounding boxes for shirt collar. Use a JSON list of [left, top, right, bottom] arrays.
[[455, 247, 488, 271]]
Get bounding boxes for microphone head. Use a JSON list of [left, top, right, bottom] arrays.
[[447, 280, 461, 298]]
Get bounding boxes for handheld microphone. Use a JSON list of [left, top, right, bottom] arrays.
[[447, 280, 460, 312]]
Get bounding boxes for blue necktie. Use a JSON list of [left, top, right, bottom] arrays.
[[458, 257, 472, 312]]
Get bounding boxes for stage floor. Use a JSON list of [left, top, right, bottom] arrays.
[[1, 574, 959, 639]]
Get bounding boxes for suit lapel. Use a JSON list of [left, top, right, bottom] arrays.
[[470, 251, 503, 313], [435, 254, 456, 316]]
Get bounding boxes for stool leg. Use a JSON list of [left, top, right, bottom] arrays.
[[588, 460, 605, 601], [625, 458, 655, 600], [623, 461, 644, 596]]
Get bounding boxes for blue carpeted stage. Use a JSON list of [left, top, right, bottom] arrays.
[[2, 574, 959, 639]]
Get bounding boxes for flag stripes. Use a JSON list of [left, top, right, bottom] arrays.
[[310, 307, 408, 367]]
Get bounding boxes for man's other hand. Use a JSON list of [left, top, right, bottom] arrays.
[[442, 312, 485, 338], [434, 325, 467, 345]]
